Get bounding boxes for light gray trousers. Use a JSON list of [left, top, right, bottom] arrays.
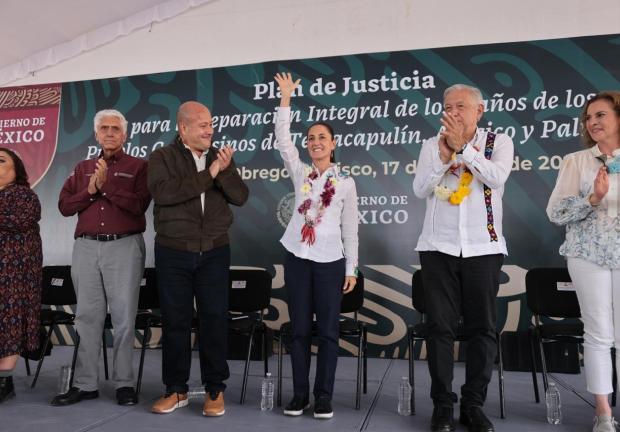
[[71, 234, 145, 391]]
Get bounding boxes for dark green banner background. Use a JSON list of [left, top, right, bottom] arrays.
[[16, 33, 620, 358]]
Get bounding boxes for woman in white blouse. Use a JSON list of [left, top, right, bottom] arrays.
[[273, 72, 359, 419], [547, 91, 620, 432]]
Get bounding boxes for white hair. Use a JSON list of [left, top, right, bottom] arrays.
[[93, 109, 128, 134], [443, 84, 483, 105]]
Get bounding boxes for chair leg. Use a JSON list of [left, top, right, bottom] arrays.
[[537, 335, 550, 393], [136, 326, 150, 396], [277, 332, 283, 407], [102, 332, 109, 380], [240, 326, 256, 405], [497, 333, 505, 419], [528, 328, 540, 403], [408, 330, 416, 415], [31, 326, 54, 389], [69, 334, 80, 388], [355, 331, 362, 410], [24, 358, 31, 376], [363, 325, 368, 394], [262, 325, 269, 376], [612, 347, 617, 407]]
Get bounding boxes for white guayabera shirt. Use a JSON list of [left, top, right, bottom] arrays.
[[413, 130, 513, 257], [547, 145, 620, 268], [275, 106, 359, 276]]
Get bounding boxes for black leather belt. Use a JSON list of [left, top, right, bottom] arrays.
[[80, 233, 137, 241]]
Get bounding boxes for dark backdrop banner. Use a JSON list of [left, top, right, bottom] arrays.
[[3, 33, 619, 358]]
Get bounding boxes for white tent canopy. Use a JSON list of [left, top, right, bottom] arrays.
[[0, 0, 212, 86], [1, 0, 619, 88]]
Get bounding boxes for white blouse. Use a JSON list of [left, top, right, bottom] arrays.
[[547, 145, 620, 268], [275, 106, 359, 276]]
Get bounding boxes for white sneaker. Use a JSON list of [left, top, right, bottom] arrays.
[[593, 415, 618, 432]]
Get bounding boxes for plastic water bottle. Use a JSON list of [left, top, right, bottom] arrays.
[[545, 382, 562, 424], [398, 376, 412, 415], [187, 387, 206, 399], [57, 365, 72, 394], [261, 372, 275, 411]]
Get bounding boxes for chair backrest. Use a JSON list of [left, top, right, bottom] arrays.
[[411, 270, 426, 314], [525, 267, 580, 318], [228, 269, 272, 313], [341, 271, 365, 314], [137, 267, 159, 310], [41, 265, 77, 306]]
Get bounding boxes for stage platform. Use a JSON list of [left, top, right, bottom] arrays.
[[3, 346, 596, 431]]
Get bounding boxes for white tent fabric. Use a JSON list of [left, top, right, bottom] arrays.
[[0, 0, 212, 86]]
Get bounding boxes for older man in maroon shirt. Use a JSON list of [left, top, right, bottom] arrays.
[[52, 109, 151, 407]]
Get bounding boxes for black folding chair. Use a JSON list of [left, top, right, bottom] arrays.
[[133, 268, 160, 395], [407, 270, 505, 418], [101, 268, 157, 384], [228, 268, 273, 404], [525, 267, 616, 405], [277, 271, 367, 409], [31, 266, 79, 389]]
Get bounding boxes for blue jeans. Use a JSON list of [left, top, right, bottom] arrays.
[[155, 243, 230, 393]]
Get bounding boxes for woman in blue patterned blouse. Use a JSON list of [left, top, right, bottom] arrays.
[[547, 91, 620, 432]]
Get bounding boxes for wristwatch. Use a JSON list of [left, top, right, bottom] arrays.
[[456, 143, 468, 155]]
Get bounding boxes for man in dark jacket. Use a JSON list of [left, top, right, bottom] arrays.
[[148, 101, 248, 417]]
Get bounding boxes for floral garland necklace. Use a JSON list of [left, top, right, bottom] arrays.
[[434, 163, 473, 205], [297, 166, 337, 245]]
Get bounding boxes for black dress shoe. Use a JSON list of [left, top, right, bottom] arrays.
[[116, 387, 138, 406], [51, 387, 99, 406], [0, 376, 15, 403], [431, 405, 455, 432], [459, 406, 494, 432]]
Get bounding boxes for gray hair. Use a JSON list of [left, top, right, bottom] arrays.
[[443, 84, 483, 105], [93, 109, 128, 134]]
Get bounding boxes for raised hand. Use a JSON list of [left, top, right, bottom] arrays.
[[440, 112, 466, 152], [590, 165, 609, 205], [274, 72, 301, 107]]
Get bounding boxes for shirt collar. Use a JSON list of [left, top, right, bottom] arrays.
[[311, 162, 338, 177], [183, 143, 208, 159], [589, 144, 620, 161], [98, 149, 125, 162]]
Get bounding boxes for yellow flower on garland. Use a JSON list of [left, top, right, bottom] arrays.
[[300, 183, 311, 194], [449, 185, 471, 204], [435, 169, 474, 205], [459, 172, 473, 186]]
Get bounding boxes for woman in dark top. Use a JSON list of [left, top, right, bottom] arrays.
[[0, 148, 42, 402]]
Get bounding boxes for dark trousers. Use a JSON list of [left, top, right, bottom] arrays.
[[419, 251, 503, 408], [155, 243, 231, 394], [284, 252, 345, 400]]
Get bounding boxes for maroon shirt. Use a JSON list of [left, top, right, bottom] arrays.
[[58, 151, 151, 238]]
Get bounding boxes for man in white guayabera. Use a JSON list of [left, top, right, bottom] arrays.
[[413, 84, 514, 432]]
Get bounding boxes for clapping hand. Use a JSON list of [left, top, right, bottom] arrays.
[[209, 145, 235, 178], [440, 112, 466, 153], [590, 166, 609, 205], [88, 158, 107, 194]]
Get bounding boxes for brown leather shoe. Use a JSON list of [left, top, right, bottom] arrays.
[[202, 391, 225, 417], [151, 392, 188, 414]]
